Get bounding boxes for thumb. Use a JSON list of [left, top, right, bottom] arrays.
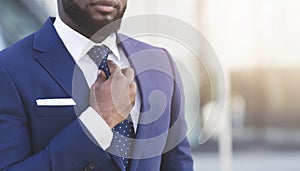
[[96, 70, 106, 83]]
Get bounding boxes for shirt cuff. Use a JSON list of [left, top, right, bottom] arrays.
[[79, 107, 113, 150]]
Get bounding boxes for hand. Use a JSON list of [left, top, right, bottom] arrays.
[[89, 60, 136, 128]]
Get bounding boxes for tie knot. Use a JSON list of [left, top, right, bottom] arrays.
[[87, 45, 111, 66], [87, 45, 111, 78]]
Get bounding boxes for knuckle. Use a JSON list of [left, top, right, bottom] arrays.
[[131, 100, 135, 107], [113, 73, 124, 81], [128, 67, 134, 73], [130, 82, 137, 91]]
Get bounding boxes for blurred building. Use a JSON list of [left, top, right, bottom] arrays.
[[199, 0, 300, 147], [0, 0, 57, 47], [231, 69, 300, 145]]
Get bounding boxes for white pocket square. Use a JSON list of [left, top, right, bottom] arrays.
[[36, 98, 76, 106]]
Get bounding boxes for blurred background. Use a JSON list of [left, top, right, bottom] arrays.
[[1, 0, 300, 170]]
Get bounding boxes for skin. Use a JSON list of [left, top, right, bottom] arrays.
[[90, 61, 136, 128], [58, 0, 127, 40], [58, 0, 136, 128]]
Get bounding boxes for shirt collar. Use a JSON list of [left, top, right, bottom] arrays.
[[53, 16, 120, 61]]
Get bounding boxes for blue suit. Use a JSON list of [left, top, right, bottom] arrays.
[[0, 18, 193, 171]]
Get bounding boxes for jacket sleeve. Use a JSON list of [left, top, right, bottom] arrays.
[[0, 64, 112, 171], [160, 50, 194, 171]]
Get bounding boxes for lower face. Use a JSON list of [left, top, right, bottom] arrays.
[[62, 0, 127, 37]]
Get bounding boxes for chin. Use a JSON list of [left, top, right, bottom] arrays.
[[93, 15, 114, 24]]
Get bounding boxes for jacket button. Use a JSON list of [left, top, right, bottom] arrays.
[[88, 162, 95, 170], [81, 168, 89, 171]]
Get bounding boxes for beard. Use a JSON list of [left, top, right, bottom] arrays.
[[62, 0, 127, 39]]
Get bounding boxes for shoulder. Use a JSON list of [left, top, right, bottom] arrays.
[[0, 17, 55, 66], [117, 33, 169, 55], [0, 33, 35, 66]]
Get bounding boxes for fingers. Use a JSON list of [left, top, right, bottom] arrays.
[[129, 81, 137, 93], [97, 70, 107, 80], [121, 68, 135, 82], [129, 82, 137, 103], [95, 70, 106, 85], [107, 60, 135, 82], [90, 60, 137, 128], [107, 60, 120, 75]]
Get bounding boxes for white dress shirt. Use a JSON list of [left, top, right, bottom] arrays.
[[53, 16, 141, 150]]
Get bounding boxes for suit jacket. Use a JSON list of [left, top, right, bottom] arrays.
[[0, 18, 193, 171]]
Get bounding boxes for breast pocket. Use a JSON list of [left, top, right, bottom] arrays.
[[34, 105, 76, 117]]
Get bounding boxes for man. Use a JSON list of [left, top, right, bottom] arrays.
[[0, 0, 194, 170]]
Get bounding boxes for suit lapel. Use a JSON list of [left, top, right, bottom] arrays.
[[33, 42, 75, 97], [33, 18, 75, 97], [118, 34, 158, 171], [32, 18, 89, 112]]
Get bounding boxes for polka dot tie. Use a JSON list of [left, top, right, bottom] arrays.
[[87, 45, 111, 79], [112, 118, 135, 169], [87, 45, 135, 169]]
